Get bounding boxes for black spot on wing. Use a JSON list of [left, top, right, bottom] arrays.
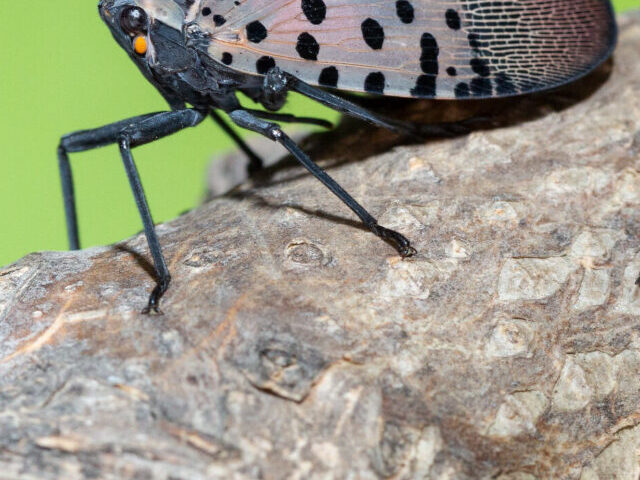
[[470, 77, 492, 96], [201, 7, 211, 16], [361, 18, 385, 50], [447, 66, 457, 76], [213, 15, 226, 26], [445, 9, 461, 30], [246, 21, 267, 43], [256, 56, 276, 74], [318, 66, 339, 87], [301, 0, 326, 25], [410, 75, 436, 97], [296, 32, 320, 60], [364, 72, 385, 94], [455, 83, 470, 98], [395, 0, 414, 24], [222, 52, 233, 65], [419, 33, 439, 75], [470, 58, 490, 77]]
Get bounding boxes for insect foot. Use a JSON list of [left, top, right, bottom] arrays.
[[143, 274, 172, 315], [369, 225, 417, 258]]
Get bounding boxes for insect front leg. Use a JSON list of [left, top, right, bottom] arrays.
[[59, 113, 162, 249], [58, 109, 207, 313], [228, 109, 416, 258]]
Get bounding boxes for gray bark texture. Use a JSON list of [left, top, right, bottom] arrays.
[[2, 12, 640, 480]]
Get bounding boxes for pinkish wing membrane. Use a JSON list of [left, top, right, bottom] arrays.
[[188, 0, 616, 99]]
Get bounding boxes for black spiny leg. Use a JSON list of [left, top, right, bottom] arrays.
[[58, 109, 207, 313], [228, 109, 416, 257], [243, 109, 333, 129], [118, 137, 171, 314], [59, 112, 161, 250], [211, 109, 333, 176], [286, 74, 483, 139], [58, 145, 80, 250]]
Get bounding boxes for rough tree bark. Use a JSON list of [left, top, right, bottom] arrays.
[[1, 12, 640, 480]]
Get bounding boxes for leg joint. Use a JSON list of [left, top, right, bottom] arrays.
[[267, 125, 284, 141], [117, 133, 132, 148], [262, 67, 289, 111]]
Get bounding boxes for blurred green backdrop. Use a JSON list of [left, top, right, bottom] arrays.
[[1, 0, 638, 267]]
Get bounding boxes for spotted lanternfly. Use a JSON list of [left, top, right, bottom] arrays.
[[59, 0, 617, 312]]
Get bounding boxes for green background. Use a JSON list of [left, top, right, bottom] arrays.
[[1, 0, 638, 267]]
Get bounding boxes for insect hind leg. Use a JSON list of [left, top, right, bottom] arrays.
[[228, 109, 416, 258], [287, 75, 484, 139]]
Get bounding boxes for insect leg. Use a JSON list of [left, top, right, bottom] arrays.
[[58, 148, 80, 250], [228, 109, 416, 257], [210, 109, 264, 174], [58, 109, 207, 313], [243, 110, 333, 129], [287, 76, 479, 139], [285, 76, 421, 137], [59, 112, 161, 249]]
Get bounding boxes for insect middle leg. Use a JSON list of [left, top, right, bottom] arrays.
[[243, 110, 333, 129], [210, 109, 333, 175], [211, 109, 264, 175], [58, 108, 207, 313], [228, 109, 416, 257]]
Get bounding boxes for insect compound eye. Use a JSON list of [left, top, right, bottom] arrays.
[[120, 6, 148, 35]]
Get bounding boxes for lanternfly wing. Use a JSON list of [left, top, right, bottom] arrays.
[[187, 0, 616, 99]]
